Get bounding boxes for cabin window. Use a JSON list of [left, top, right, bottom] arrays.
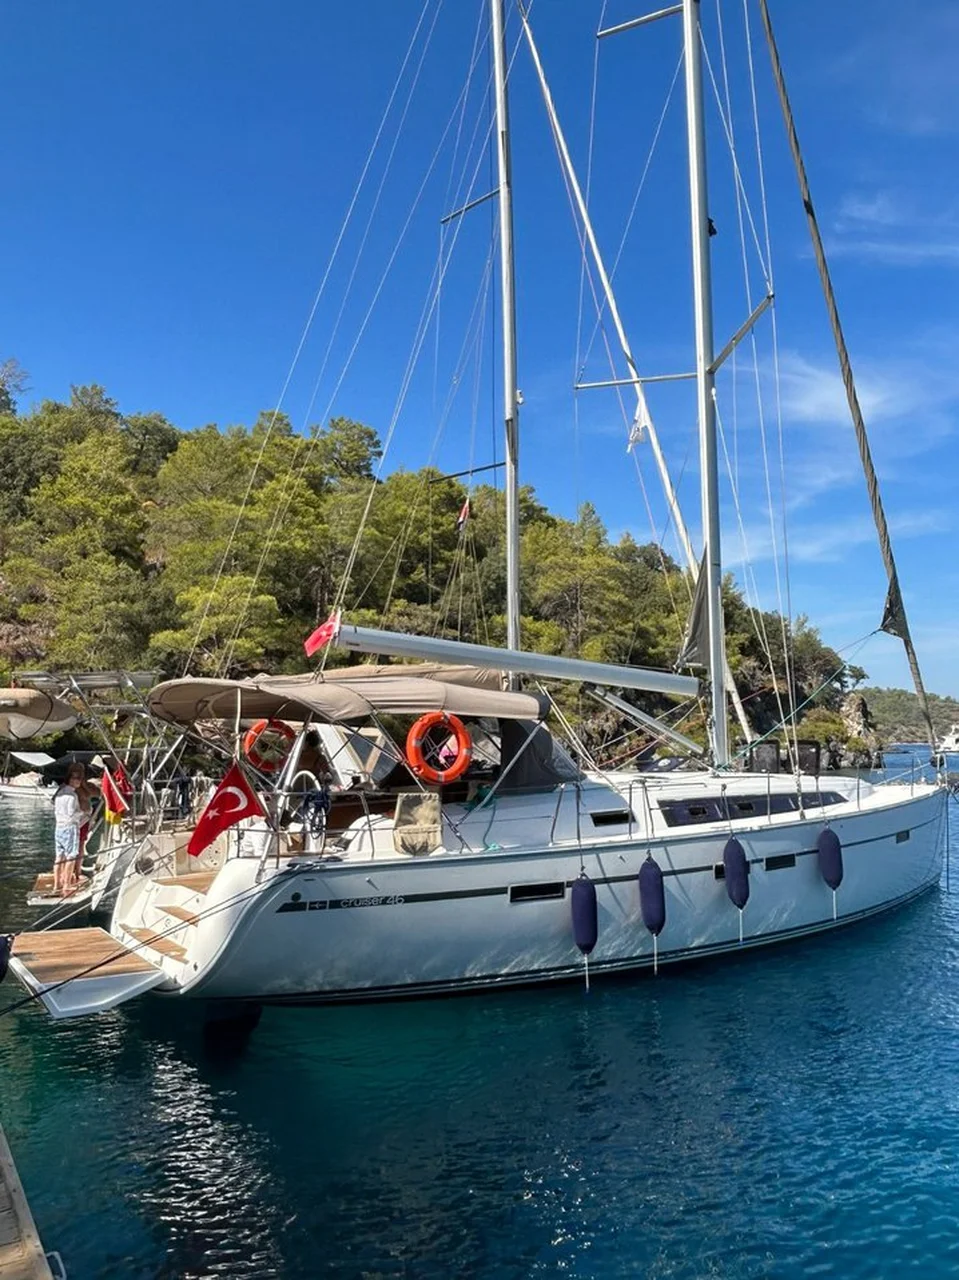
[[658, 791, 845, 828], [715, 861, 752, 881], [896, 830, 910, 843], [765, 853, 796, 871], [509, 882, 566, 904]]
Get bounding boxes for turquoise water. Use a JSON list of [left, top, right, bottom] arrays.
[[2, 788, 959, 1278]]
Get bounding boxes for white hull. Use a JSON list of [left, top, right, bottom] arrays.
[[112, 779, 945, 1006], [0, 782, 54, 803]]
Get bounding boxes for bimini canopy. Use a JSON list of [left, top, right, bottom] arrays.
[[147, 674, 546, 727], [0, 689, 77, 740], [10, 751, 56, 768]]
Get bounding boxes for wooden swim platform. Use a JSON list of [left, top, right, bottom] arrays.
[[11, 928, 155, 986], [0, 1123, 54, 1279], [8, 927, 167, 1020], [28, 874, 89, 898]]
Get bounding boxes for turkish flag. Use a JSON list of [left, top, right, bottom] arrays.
[[187, 762, 267, 858], [304, 608, 342, 657]]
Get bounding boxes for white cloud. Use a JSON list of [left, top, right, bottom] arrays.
[[723, 507, 951, 571], [828, 189, 959, 267], [833, 5, 959, 138]]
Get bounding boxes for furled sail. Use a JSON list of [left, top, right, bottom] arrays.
[[676, 553, 709, 671], [758, 0, 937, 747]]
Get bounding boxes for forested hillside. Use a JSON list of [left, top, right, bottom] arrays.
[[0, 380, 867, 746], [860, 688, 959, 743]]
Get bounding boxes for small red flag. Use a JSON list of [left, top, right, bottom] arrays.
[[101, 768, 129, 824], [187, 762, 266, 858], [455, 497, 470, 532], [112, 761, 133, 796], [304, 608, 342, 657]]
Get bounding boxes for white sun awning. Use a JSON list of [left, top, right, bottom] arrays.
[[9, 751, 56, 768]]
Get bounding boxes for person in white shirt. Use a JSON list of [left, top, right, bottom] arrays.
[[52, 764, 86, 896]]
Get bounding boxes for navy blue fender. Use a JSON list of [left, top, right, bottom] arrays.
[[571, 874, 598, 956], [639, 857, 666, 937], [723, 837, 750, 910], [0, 934, 12, 984], [817, 828, 844, 890]]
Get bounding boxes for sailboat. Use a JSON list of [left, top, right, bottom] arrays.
[[4, 0, 945, 1020], [0, 690, 76, 802]]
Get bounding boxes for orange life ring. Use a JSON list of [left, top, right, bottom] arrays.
[[405, 712, 472, 785], [243, 718, 296, 773]]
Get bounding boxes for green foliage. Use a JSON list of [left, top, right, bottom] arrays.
[[860, 687, 959, 741], [794, 707, 848, 746], [0, 381, 865, 755]]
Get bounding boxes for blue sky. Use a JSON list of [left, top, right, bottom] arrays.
[[4, 1, 958, 693]]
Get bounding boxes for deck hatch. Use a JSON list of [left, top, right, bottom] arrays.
[[589, 810, 632, 827]]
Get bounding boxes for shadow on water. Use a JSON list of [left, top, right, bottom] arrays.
[[3, 801, 959, 1276]]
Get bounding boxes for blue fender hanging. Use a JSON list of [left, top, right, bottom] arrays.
[[639, 857, 666, 937], [571, 874, 598, 956], [817, 828, 843, 890], [0, 934, 12, 984], [723, 837, 750, 910]]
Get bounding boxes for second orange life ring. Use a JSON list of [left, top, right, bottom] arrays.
[[242, 718, 296, 772], [405, 712, 472, 785]]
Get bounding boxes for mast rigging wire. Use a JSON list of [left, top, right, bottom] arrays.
[[756, 0, 937, 750], [186, 0, 436, 676]]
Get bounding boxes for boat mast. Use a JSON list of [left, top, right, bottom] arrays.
[[682, 0, 728, 765], [517, 4, 753, 746], [490, 0, 522, 669]]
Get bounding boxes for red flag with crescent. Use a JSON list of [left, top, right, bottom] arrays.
[[304, 608, 342, 658], [187, 762, 266, 858]]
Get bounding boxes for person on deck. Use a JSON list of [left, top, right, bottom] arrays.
[[52, 763, 87, 896], [73, 769, 96, 891]]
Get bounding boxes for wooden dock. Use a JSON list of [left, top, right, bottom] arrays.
[[0, 1124, 55, 1279]]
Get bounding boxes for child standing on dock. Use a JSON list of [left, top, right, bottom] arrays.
[[52, 763, 87, 896]]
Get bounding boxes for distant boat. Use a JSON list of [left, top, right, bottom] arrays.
[[938, 725, 959, 753], [0, 689, 76, 801], [0, 751, 56, 802]]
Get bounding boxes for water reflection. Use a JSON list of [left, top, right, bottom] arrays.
[[1, 799, 959, 1276]]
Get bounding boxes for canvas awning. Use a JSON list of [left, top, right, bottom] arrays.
[[148, 674, 546, 726], [0, 689, 77, 740], [9, 751, 56, 768]]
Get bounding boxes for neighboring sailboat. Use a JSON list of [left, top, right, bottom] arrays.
[[0, 691, 76, 803], [0, 752, 57, 802], [4, 0, 945, 1019], [0, 689, 75, 744]]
